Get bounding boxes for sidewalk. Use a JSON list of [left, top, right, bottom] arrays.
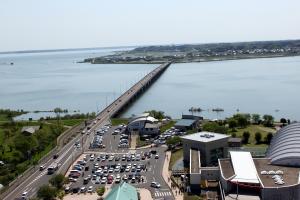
[[138, 188, 153, 200], [162, 151, 183, 200]]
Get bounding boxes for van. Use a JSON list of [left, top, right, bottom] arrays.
[[21, 191, 28, 199]]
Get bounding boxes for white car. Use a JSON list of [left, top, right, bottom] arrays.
[[21, 191, 28, 200], [88, 186, 93, 193], [151, 181, 161, 188], [101, 177, 107, 184]]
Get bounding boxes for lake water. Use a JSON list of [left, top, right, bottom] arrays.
[[0, 49, 299, 121], [121, 56, 300, 121], [0, 48, 157, 120]]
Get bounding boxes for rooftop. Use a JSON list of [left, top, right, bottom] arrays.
[[105, 182, 138, 200], [228, 137, 242, 143], [181, 131, 230, 143], [21, 126, 40, 134], [144, 123, 160, 129], [190, 149, 200, 174], [254, 158, 300, 188], [219, 153, 300, 188], [175, 119, 196, 127], [230, 151, 260, 184]]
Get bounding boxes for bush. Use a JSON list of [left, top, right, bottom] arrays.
[[265, 132, 273, 144], [231, 132, 237, 138], [97, 186, 106, 196], [255, 132, 262, 144], [242, 131, 250, 144], [37, 185, 57, 200], [49, 174, 66, 189]]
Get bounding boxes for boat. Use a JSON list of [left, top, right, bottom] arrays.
[[189, 107, 203, 112], [212, 108, 224, 112]]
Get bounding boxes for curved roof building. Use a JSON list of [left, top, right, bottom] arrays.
[[267, 122, 300, 166]]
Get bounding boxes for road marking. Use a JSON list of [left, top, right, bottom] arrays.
[[154, 191, 172, 197]]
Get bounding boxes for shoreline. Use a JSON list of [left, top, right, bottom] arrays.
[[83, 54, 300, 64]]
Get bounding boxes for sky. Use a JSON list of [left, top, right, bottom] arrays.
[[0, 0, 300, 52]]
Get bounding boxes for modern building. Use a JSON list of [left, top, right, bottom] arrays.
[[181, 131, 230, 167], [266, 122, 300, 166], [218, 123, 300, 200], [228, 137, 242, 147], [174, 114, 203, 131], [105, 182, 138, 200], [127, 113, 160, 136]]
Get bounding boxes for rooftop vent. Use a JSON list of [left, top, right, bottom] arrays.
[[200, 133, 215, 138]]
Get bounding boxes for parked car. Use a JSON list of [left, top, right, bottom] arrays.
[[88, 186, 93, 193]]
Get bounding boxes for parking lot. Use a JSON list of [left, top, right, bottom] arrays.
[[64, 123, 173, 200]]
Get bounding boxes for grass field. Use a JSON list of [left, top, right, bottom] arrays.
[[0, 121, 65, 185], [47, 119, 84, 127], [160, 120, 176, 133], [111, 118, 129, 126], [169, 148, 183, 170], [231, 124, 276, 146]]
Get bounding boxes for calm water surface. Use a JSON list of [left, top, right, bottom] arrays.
[[0, 48, 156, 119], [0, 50, 299, 121], [122, 56, 300, 121]]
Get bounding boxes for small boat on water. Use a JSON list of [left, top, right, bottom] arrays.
[[212, 108, 224, 112], [189, 107, 203, 112]]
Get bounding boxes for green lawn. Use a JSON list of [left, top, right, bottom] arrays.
[[47, 119, 84, 127], [230, 124, 276, 146], [111, 118, 129, 126], [160, 120, 176, 133], [169, 148, 183, 170], [0, 121, 65, 186], [136, 136, 150, 147]]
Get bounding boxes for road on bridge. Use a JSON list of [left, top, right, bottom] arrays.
[[3, 62, 171, 200]]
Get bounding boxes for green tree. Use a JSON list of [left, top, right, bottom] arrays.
[[202, 122, 227, 134], [242, 131, 250, 144], [265, 132, 273, 144], [4, 129, 11, 138], [255, 132, 262, 144], [97, 186, 106, 197], [166, 136, 181, 146], [263, 115, 274, 127], [144, 110, 165, 120], [231, 132, 237, 138], [228, 118, 238, 129], [49, 174, 65, 189], [37, 185, 57, 200], [252, 114, 260, 124], [233, 114, 248, 128]]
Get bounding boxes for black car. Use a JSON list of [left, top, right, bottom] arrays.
[[72, 187, 80, 193], [150, 150, 157, 154], [105, 154, 110, 159], [128, 174, 133, 179], [85, 166, 89, 171], [64, 187, 71, 193], [53, 154, 59, 159], [83, 177, 89, 184]]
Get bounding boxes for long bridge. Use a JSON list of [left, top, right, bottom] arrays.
[[2, 62, 171, 200]]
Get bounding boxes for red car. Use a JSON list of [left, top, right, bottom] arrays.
[[107, 175, 114, 184]]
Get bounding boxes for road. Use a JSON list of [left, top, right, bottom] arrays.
[[4, 62, 171, 200]]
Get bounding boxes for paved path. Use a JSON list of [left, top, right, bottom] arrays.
[[3, 62, 171, 200], [162, 151, 183, 200]]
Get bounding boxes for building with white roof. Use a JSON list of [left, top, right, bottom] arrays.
[[127, 113, 160, 135], [181, 131, 230, 166]]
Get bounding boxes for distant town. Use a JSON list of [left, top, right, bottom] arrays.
[[83, 40, 300, 64]]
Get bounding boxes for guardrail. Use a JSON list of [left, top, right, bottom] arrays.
[[0, 123, 82, 198], [0, 62, 171, 199]]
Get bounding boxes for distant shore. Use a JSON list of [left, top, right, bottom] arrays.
[[82, 39, 300, 64], [82, 53, 300, 64]]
